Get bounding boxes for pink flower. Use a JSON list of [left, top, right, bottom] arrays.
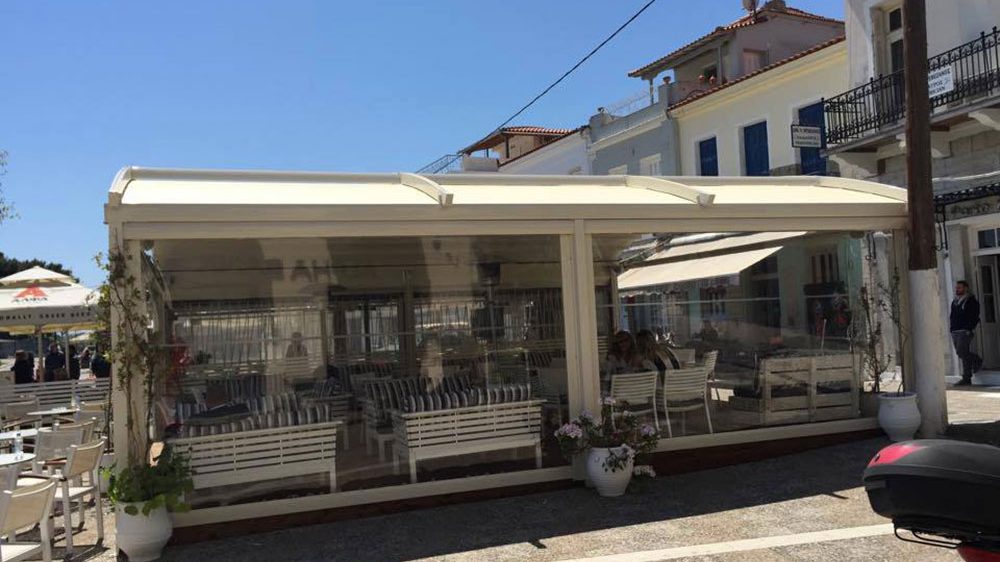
[[555, 423, 583, 440], [602, 397, 617, 406], [640, 424, 658, 437]]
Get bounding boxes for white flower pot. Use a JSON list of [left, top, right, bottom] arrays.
[[877, 392, 921, 442], [116, 504, 173, 562], [585, 447, 634, 497]]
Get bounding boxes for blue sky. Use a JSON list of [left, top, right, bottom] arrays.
[[0, 0, 842, 286]]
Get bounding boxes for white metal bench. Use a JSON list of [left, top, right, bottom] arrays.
[[392, 400, 544, 484], [0, 379, 111, 408], [169, 421, 342, 492]]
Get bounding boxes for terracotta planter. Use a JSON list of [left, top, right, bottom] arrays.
[[877, 392, 921, 442], [585, 447, 634, 497], [116, 504, 172, 562]]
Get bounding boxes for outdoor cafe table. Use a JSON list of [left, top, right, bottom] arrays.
[[0, 428, 38, 442], [0, 453, 35, 468], [27, 407, 79, 422]]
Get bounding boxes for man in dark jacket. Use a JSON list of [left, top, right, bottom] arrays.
[[950, 280, 981, 386]]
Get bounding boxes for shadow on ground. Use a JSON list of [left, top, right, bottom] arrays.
[[160, 438, 891, 562]]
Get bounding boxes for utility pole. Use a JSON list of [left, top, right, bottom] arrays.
[[904, 0, 947, 436]]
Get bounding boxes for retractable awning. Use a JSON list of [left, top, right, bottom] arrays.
[[618, 246, 783, 291]]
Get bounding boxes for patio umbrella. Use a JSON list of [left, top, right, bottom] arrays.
[[0, 267, 99, 368]]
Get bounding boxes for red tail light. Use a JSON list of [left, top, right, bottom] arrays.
[[868, 443, 924, 467], [958, 545, 1000, 562]]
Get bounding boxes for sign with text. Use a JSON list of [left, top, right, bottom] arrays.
[[791, 125, 823, 148], [928, 66, 955, 98]]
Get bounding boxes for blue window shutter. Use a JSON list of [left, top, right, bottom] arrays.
[[698, 138, 718, 176], [798, 102, 827, 175], [743, 121, 770, 176]]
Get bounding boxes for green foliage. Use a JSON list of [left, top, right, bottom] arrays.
[[104, 446, 194, 516], [0, 251, 75, 280]]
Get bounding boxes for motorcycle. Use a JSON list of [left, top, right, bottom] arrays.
[[863, 439, 1000, 561]]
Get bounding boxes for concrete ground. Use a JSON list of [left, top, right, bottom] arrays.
[[45, 386, 1000, 561]]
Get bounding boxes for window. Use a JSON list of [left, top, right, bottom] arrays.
[[982, 264, 997, 323], [698, 137, 719, 176], [702, 65, 718, 82], [798, 102, 827, 175], [640, 154, 662, 176], [742, 50, 767, 74], [884, 6, 904, 74], [608, 164, 628, 175], [979, 228, 999, 249], [743, 121, 770, 176]]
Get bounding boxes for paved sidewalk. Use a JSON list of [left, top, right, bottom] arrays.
[[152, 437, 955, 562]]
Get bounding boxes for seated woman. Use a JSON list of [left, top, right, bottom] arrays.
[[603, 330, 645, 375], [636, 329, 679, 372]]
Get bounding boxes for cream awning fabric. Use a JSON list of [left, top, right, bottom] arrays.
[[0, 266, 76, 288], [617, 246, 782, 291], [643, 231, 807, 262], [107, 168, 909, 237]]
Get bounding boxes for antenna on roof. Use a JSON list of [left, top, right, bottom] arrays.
[[742, 0, 759, 21]]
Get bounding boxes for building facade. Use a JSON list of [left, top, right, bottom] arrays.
[[670, 37, 847, 177], [825, 0, 1000, 378], [497, 126, 591, 175], [589, 0, 844, 177]]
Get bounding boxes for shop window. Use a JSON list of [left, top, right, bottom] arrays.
[[148, 234, 570, 507], [598, 231, 889, 436]]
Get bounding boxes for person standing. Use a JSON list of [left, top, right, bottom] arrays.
[[10, 350, 34, 384], [43, 343, 65, 382], [950, 280, 981, 386]]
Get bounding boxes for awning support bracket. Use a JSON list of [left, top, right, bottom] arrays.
[[400, 173, 454, 207], [624, 175, 715, 207]]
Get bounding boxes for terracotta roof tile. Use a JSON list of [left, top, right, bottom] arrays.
[[666, 35, 846, 111], [627, 5, 842, 79], [462, 126, 578, 154]]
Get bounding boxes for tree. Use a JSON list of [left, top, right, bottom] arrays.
[[0, 150, 14, 224], [0, 251, 75, 280]]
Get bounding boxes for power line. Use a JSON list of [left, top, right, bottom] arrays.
[[484, 0, 659, 138]]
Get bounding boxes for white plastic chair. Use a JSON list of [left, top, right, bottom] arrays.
[[53, 439, 105, 557], [1, 400, 41, 430], [0, 476, 58, 562], [27, 427, 86, 475], [702, 351, 721, 402], [610, 371, 660, 432], [662, 367, 714, 438]]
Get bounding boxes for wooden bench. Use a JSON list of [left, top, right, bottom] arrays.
[[729, 354, 860, 426], [0, 379, 111, 408], [169, 421, 342, 492], [392, 400, 544, 484]]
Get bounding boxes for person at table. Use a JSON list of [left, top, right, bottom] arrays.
[[43, 343, 65, 382], [285, 332, 308, 358], [604, 330, 644, 375], [636, 329, 679, 371], [91, 351, 111, 379], [67, 345, 81, 380], [10, 350, 34, 384], [80, 346, 93, 370]]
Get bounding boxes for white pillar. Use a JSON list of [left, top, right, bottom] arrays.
[[940, 250, 961, 378], [909, 268, 948, 437]]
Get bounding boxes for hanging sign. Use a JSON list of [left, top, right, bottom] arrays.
[[928, 66, 955, 98], [791, 125, 823, 148]]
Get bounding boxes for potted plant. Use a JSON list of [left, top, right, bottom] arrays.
[[105, 447, 193, 562], [554, 398, 659, 497], [97, 249, 192, 561], [857, 272, 920, 441]]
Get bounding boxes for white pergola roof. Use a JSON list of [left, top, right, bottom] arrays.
[[106, 167, 909, 239]]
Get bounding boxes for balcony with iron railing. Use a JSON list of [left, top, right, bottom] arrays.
[[824, 26, 1000, 148]]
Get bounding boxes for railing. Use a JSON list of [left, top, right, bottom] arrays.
[[416, 153, 463, 174], [825, 26, 1000, 146]]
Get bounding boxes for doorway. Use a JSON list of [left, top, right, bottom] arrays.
[[975, 254, 1000, 368]]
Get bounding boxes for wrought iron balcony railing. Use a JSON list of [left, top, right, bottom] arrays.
[[825, 26, 1000, 146]]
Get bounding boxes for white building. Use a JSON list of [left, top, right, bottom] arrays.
[[670, 37, 847, 176], [827, 0, 1000, 379], [497, 127, 590, 175]]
